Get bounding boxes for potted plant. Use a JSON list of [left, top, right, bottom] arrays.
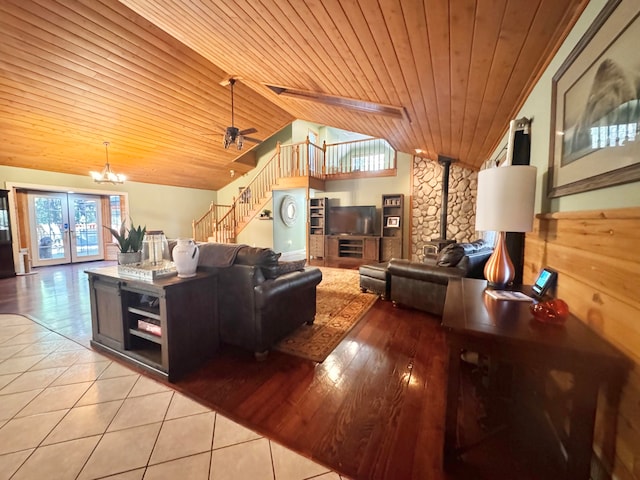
[[104, 220, 146, 264], [261, 209, 272, 219]]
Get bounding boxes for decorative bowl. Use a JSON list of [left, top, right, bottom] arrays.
[[530, 299, 569, 325]]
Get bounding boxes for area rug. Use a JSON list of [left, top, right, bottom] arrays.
[[274, 267, 378, 362]]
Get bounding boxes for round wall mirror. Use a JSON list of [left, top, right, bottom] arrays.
[[280, 195, 298, 227]]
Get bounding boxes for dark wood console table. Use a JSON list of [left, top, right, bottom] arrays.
[[87, 266, 218, 382], [442, 278, 629, 479]]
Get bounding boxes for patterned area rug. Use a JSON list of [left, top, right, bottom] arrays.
[[274, 267, 378, 363]]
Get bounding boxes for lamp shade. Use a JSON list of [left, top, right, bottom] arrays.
[[475, 165, 536, 233]]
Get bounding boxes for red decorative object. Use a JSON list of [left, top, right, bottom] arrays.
[[530, 299, 570, 325]]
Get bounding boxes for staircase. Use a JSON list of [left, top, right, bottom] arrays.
[[192, 136, 396, 243], [192, 138, 325, 243]]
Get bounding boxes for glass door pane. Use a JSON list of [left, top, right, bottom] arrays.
[[29, 193, 70, 267], [70, 194, 103, 262], [0, 193, 10, 243], [28, 192, 105, 266]]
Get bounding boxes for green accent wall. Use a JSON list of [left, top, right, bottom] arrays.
[[0, 165, 215, 239], [272, 189, 306, 256], [489, 0, 640, 214]]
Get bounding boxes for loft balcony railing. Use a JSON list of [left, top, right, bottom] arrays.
[[325, 137, 396, 177], [193, 136, 396, 242]]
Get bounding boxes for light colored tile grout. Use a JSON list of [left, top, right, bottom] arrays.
[[269, 437, 277, 480], [0, 314, 341, 480], [211, 435, 265, 452]]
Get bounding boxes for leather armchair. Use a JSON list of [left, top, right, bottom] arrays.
[[198, 244, 322, 359], [216, 264, 321, 359], [388, 240, 493, 315]]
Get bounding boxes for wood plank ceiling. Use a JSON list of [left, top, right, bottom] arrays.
[[0, 0, 589, 191]]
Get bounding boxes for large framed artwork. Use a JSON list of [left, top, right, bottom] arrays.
[[548, 0, 640, 198]]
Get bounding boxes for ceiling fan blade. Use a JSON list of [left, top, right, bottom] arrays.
[[243, 136, 262, 144], [238, 127, 257, 136]]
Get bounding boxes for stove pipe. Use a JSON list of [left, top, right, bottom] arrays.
[[437, 155, 456, 240]]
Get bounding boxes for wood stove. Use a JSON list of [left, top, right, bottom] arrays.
[[424, 155, 457, 256]]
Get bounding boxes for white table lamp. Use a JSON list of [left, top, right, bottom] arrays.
[[475, 165, 536, 288]]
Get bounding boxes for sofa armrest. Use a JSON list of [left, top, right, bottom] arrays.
[[388, 259, 465, 285], [254, 267, 322, 308]]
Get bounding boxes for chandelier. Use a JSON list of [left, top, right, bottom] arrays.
[[90, 142, 126, 184]]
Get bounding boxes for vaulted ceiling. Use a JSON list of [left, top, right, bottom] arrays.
[[0, 0, 589, 191]]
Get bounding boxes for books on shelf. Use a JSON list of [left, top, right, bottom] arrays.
[[484, 289, 534, 302], [137, 318, 161, 336]]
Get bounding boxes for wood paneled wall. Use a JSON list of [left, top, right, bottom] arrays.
[[525, 207, 640, 479]]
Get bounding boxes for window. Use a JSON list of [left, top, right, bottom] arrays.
[[110, 195, 122, 230]]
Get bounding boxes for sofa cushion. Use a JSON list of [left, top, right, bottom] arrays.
[[264, 259, 307, 279], [235, 246, 281, 266], [436, 243, 465, 267], [234, 246, 282, 278]]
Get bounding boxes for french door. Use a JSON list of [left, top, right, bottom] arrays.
[[28, 192, 104, 267]]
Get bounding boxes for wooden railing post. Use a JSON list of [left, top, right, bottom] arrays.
[[322, 140, 327, 176], [308, 135, 311, 175], [211, 202, 218, 239]]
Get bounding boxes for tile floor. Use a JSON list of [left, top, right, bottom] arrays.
[[0, 314, 346, 480]]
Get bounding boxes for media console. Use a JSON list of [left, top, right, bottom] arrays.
[[325, 235, 380, 267], [308, 194, 403, 267]]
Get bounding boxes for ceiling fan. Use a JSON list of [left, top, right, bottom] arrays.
[[219, 78, 262, 151]]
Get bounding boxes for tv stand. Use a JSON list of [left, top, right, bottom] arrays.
[[325, 235, 380, 267]]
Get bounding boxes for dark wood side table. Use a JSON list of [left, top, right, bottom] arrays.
[[87, 266, 218, 382], [441, 278, 629, 480]]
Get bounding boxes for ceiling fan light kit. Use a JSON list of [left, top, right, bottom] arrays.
[[221, 79, 261, 150], [90, 142, 126, 184]]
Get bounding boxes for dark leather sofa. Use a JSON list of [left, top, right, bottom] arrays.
[[197, 243, 322, 359], [387, 240, 493, 315]]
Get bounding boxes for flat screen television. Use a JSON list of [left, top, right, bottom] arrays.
[[328, 206, 377, 235]]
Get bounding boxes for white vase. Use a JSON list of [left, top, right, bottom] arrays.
[[172, 239, 199, 278]]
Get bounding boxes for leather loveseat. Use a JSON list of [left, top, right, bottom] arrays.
[[387, 240, 493, 315], [197, 243, 322, 359]]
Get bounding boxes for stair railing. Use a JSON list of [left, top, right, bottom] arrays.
[[210, 206, 237, 244], [278, 137, 326, 180], [193, 147, 281, 242], [192, 202, 231, 242], [194, 136, 392, 242]]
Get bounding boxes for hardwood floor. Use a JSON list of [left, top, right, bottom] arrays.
[[174, 300, 449, 479], [0, 262, 550, 480]]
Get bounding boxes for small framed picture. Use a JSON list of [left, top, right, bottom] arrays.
[[386, 216, 400, 228], [238, 187, 251, 204]]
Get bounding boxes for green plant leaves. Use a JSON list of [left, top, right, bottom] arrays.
[[103, 220, 146, 253]]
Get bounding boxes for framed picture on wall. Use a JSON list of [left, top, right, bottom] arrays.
[[238, 187, 251, 204], [548, 0, 640, 198], [386, 216, 400, 228]]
